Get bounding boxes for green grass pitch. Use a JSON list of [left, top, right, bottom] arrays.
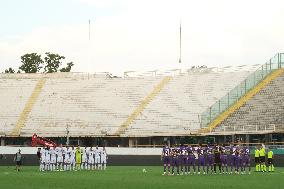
[[0, 166, 283, 189]]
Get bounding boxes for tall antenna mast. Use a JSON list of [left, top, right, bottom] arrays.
[[178, 20, 182, 64], [89, 19, 91, 41]]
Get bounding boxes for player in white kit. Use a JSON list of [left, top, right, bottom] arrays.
[[64, 146, 71, 171], [81, 147, 88, 170], [45, 147, 51, 171], [94, 146, 101, 170], [88, 147, 94, 170], [101, 147, 108, 170], [50, 146, 57, 171], [56, 144, 64, 171], [40, 148, 46, 171], [70, 146, 76, 171]]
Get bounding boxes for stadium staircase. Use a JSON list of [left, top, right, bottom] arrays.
[[114, 76, 172, 136], [11, 78, 46, 136], [199, 53, 284, 134]]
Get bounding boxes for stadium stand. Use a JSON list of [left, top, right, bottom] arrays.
[[0, 69, 252, 138], [214, 70, 284, 134], [201, 53, 284, 135], [0, 78, 39, 136], [123, 71, 252, 137]]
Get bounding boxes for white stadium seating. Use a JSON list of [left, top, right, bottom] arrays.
[[214, 72, 284, 134], [0, 69, 252, 137]]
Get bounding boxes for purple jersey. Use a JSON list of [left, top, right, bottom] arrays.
[[197, 147, 205, 158], [231, 146, 237, 156], [242, 147, 250, 165], [162, 147, 171, 157], [171, 148, 180, 158], [207, 146, 214, 156], [180, 146, 187, 157], [243, 147, 250, 156], [187, 146, 194, 155], [225, 146, 231, 156]]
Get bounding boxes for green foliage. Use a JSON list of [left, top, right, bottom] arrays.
[[4, 67, 15, 73], [44, 52, 65, 73], [4, 52, 74, 73], [60, 62, 74, 72], [19, 53, 44, 73]]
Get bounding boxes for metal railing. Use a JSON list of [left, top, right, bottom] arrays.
[[201, 53, 284, 128]]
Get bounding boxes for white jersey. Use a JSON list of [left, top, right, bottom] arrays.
[[94, 148, 101, 163], [88, 150, 94, 159], [40, 150, 46, 163], [50, 148, 56, 163], [45, 149, 50, 160], [101, 149, 107, 161], [82, 148, 87, 158], [64, 148, 70, 159], [56, 147, 64, 157], [50, 149, 56, 159], [70, 149, 76, 160], [56, 147, 64, 163], [88, 150, 94, 164], [82, 148, 87, 162], [94, 149, 101, 158]]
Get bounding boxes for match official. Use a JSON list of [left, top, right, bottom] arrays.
[[259, 145, 266, 172], [254, 146, 260, 172], [267, 148, 274, 172]]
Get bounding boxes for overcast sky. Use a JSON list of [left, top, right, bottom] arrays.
[[0, 0, 284, 75]]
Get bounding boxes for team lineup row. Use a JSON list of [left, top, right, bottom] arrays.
[[161, 144, 274, 175], [38, 145, 108, 172]]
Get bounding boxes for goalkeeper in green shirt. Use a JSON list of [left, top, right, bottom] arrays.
[[75, 146, 82, 170]]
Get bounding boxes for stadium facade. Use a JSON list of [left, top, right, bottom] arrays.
[[0, 53, 284, 147]]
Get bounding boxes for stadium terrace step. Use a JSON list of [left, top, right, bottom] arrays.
[[0, 69, 253, 137], [10, 78, 46, 136], [114, 76, 173, 136], [200, 53, 284, 134]]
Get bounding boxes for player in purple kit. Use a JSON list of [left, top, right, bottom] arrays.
[[241, 146, 251, 174], [220, 144, 229, 174], [161, 143, 171, 175], [186, 145, 196, 174], [235, 145, 242, 174], [206, 144, 214, 174], [230, 144, 237, 174], [179, 144, 187, 175], [197, 144, 206, 174], [171, 145, 180, 175], [224, 145, 231, 174]]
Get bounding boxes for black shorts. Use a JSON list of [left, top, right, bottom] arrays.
[[259, 156, 265, 163], [267, 158, 273, 164], [255, 157, 260, 164], [214, 158, 221, 164], [16, 161, 21, 166]]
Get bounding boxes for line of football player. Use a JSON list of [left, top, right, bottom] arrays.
[[38, 145, 108, 171], [161, 143, 254, 175]]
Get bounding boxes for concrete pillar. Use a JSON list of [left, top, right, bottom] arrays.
[[245, 134, 250, 144], [232, 135, 235, 143], [264, 134, 270, 143], [1, 138, 5, 146], [129, 138, 134, 147]]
